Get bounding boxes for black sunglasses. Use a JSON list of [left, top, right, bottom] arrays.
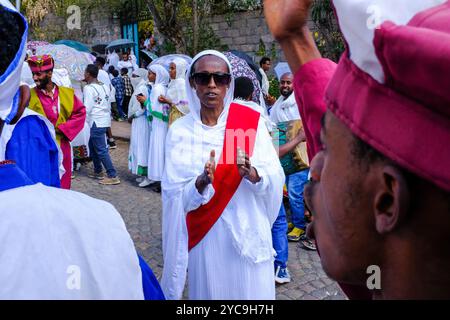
[[191, 72, 231, 86]]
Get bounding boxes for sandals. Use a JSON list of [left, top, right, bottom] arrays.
[[300, 234, 317, 251]]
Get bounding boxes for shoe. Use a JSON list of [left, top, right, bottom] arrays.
[[275, 266, 291, 284], [287, 222, 295, 233], [99, 177, 121, 185], [138, 178, 154, 188], [71, 174, 76, 179], [151, 182, 161, 193], [136, 177, 145, 183], [108, 139, 117, 150], [287, 227, 305, 242], [300, 234, 317, 251], [88, 171, 105, 180]]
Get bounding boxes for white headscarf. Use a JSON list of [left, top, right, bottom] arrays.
[[128, 68, 149, 118], [130, 67, 148, 91], [185, 50, 234, 126], [148, 64, 169, 87], [0, 1, 28, 123], [167, 58, 189, 115]]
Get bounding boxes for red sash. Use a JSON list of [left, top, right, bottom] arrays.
[[187, 103, 261, 251]]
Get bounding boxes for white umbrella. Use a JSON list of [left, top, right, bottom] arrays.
[[274, 62, 292, 81], [35, 44, 95, 81], [149, 54, 193, 71]]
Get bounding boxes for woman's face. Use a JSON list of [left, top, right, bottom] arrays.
[[191, 55, 230, 110], [169, 63, 177, 80], [148, 71, 156, 83]]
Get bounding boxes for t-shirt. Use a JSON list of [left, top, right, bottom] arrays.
[[83, 82, 111, 128]]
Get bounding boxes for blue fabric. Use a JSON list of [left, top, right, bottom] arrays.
[[6, 116, 60, 188], [112, 76, 125, 102], [286, 169, 310, 230], [89, 123, 117, 178], [272, 204, 289, 269], [138, 255, 165, 300], [0, 163, 33, 191]]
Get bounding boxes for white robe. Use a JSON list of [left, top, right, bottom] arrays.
[[128, 81, 151, 175], [0, 183, 144, 299], [269, 92, 301, 124], [147, 83, 168, 181], [161, 49, 285, 300]]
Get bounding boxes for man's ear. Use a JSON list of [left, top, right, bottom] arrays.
[[373, 165, 411, 234]]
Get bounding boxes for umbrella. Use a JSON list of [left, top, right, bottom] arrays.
[[224, 52, 262, 104], [92, 43, 108, 54], [229, 50, 262, 84], [27, 41, 49, 53], [54, 40, 91, 53], [149, 54, 193, 70], [35, 44, 96, 81], [106, 39, 136, 52], [140, 49, 159, 63], [274, 62, 291, 81]]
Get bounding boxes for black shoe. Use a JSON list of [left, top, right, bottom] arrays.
[[151, 182, 161, 193], [108, 139, 117, 150]]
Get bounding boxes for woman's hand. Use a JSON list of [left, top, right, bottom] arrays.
[[195, 150, 216, 194], [137, 95, 147, 104], [158, 95, 171, 104], [237, 148, 261, 184]]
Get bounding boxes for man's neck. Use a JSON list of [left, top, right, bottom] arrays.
[[200, 105, 224, 127], [87, 78, 98, 85], [44, 82, 55, 94], [373, 238, 450, 299]]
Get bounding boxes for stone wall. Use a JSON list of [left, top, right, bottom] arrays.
[[31, 8, 121, 46], [207, 10, 316, 69]]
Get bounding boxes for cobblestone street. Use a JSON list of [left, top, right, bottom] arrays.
[[72, 134, 346, 300]]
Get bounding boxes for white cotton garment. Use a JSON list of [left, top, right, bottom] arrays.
[[0, 184, 144, 300], [147, 64, 169, 181], [161, 50, 285, 300], [167, 58, 189, 115], [128, 69, 151, 175], [269, 92, 301, 124]]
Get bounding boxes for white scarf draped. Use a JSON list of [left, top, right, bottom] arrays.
[[167, 58, 189, 115]]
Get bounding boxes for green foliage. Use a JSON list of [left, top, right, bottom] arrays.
[[256, 39, 266, 57], [268, 75, 280, 100], [311, 0, 345, 62]]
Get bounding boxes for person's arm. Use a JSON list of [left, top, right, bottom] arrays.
[[263, 0, 321, 74], [278, 129, 306, 158]]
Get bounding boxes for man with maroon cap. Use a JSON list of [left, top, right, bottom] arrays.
[[265, 0, 450, 299], [28, 54, 86, 189]]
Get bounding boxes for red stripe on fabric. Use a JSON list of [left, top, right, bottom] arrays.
[[187, 103, 260, 251]]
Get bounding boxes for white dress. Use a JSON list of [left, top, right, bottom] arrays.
[[162, 113, 285, 300], [128, 81, 151, 175], [147, 84, 168, 181]]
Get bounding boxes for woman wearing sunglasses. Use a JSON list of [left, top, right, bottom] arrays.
[[161, 50, 285, 300]]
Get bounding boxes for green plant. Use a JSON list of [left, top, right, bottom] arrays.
[[268, 75, 280, 99], [256, 39, 266, 57]]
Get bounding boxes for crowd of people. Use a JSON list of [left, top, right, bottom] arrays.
[[0, 0, 449, 300]]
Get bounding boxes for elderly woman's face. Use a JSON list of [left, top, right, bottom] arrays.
[[169, 63, 177, 80], [191, 55, 230, 110], [148, 71, 156, 83]]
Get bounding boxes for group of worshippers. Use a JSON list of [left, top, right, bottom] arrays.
[[2, 0, 449, 301], [0, 0, 164, 299]]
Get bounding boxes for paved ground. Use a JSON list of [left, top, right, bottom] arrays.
[[72, 122, 346, 300]]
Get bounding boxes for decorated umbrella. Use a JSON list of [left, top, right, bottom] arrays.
[[54, 40, 91, 53], [274, 62, 291, 81], [140, 49, 159, 63], [105, 39, 136, 52], [224, 52, 262, 104], [35, 44, 96, 81], [149, 54, 192, 70], [27, 40, 49, 53], [229, 50, 262, 84]]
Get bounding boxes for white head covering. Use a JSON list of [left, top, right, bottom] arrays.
[[130, 67, 148, 90], [148, 64, 169, 87], [167, 58, 189, 115], [185, 50, 234, 126], [0, 1, 28, 123]]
